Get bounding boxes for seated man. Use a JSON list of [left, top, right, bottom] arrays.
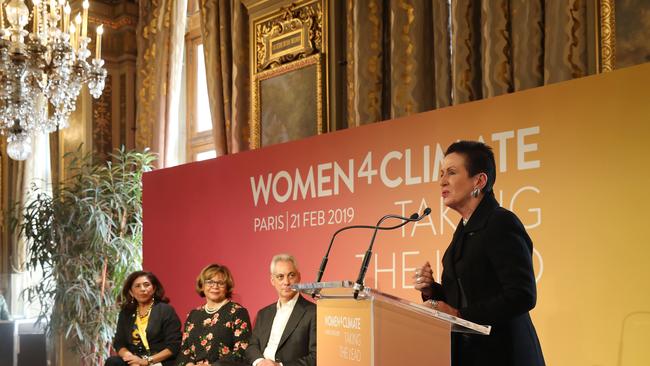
[[246, 254, 316, 366]]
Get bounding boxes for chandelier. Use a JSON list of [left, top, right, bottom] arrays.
[[0, 0, 106, 160]]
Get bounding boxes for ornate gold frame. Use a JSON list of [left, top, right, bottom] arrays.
[[253, 1, 324, 74], [259, 15, 314, 70], [250, 54, 323, 149], [598, 0, 616, 72]]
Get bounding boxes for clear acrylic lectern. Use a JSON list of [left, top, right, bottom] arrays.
[[293, 281, 490, 366]]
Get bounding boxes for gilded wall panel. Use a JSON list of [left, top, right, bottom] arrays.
[[93, 75, 113, 161]]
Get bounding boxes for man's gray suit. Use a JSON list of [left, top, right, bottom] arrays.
[[245, 295, 316, 366]]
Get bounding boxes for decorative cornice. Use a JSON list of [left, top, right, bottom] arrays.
[[89, 15, 137, 30]]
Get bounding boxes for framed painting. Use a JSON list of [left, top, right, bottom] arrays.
[[250, 54, 324, 148]]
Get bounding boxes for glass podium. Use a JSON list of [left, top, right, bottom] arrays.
[[293, 281, 490, 366]]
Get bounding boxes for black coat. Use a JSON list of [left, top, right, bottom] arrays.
[[113, 302, 182, 366], [429, 193, 545, 366], [245, 295, 316, 366]]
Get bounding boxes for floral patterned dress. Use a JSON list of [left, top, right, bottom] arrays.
[[176, 301, 250, 366]]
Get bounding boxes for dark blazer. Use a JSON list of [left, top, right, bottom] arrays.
[[113, 302, 182, 366], [246, 295, 316, 366], [428, 193, 545, 366]]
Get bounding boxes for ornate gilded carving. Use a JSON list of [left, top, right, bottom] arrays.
[[119, 74, 127, 148], [89, 15, 137, 29], [93, 75, 113, 161], [255, 2, 323, 72], [599, 0, 616, 72], [346, 0, 355, 127]]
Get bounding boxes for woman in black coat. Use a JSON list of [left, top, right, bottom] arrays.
[[106, 271, 182, 366], [414, 141, 545, 366]]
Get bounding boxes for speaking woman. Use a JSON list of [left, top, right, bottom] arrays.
[[106, 271, 182, 366], [414, 141, 545, 366]]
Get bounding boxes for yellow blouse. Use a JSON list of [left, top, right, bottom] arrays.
[[134, 312, 151, 351]]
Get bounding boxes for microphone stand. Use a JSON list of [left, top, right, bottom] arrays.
[[315, 217, 416, 281], [312, 216, 417, 298], [353, 208, 431, 299]]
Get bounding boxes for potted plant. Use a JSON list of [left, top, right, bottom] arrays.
[[15, 147, 156, 365]]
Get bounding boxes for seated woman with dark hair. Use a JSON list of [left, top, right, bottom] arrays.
[[106, 271, 182, 366], [176, 264, 251, 366]]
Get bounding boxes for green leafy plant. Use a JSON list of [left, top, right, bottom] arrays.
[[15, 147, 156, 365]]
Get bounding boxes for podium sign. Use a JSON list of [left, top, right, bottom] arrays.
[[318, 297, 372, 365], [295, 281, 490, 366]]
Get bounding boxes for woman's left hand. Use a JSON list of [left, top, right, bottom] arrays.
[[431, 300, 460, 317]]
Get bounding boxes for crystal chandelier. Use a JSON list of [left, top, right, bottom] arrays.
[[0, 0, 106, 160]]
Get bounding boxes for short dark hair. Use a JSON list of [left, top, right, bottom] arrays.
[[196, 263, 234, 299], [120, 271, 170, 311], [445, 141, 496, 193]]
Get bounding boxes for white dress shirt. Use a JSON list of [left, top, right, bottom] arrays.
[[253, 293, 300, 366]]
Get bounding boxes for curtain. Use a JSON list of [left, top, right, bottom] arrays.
[[7, 159, 25, 273], [511, 0, 544, 91], [431, 0, 452, 108], [135, 0, 188, 168], [346, 0, 589, 125], [5, 132, 51, 272], [346, 0, 385, 126], [544, 0, 588, 83], [389, 0, 435, 117], [199, 0, 250, 155]]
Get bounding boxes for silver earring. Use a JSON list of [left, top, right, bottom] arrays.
[[471, 188, 480, 198]]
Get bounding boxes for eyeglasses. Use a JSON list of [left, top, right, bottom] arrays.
[[204, 279, 227, 288], [273, 272, 298, 281]]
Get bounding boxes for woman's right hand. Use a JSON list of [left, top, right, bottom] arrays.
[[123, 354, 147, 365], [413, 261, 435, 298], [121, 352, 137, 363]]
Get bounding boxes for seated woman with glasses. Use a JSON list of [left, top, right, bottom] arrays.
[[176, 264, 251, 366]]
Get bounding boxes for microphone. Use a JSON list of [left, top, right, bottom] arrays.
[[313, 215, 418, 297], [353, 208, 431, 299]]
